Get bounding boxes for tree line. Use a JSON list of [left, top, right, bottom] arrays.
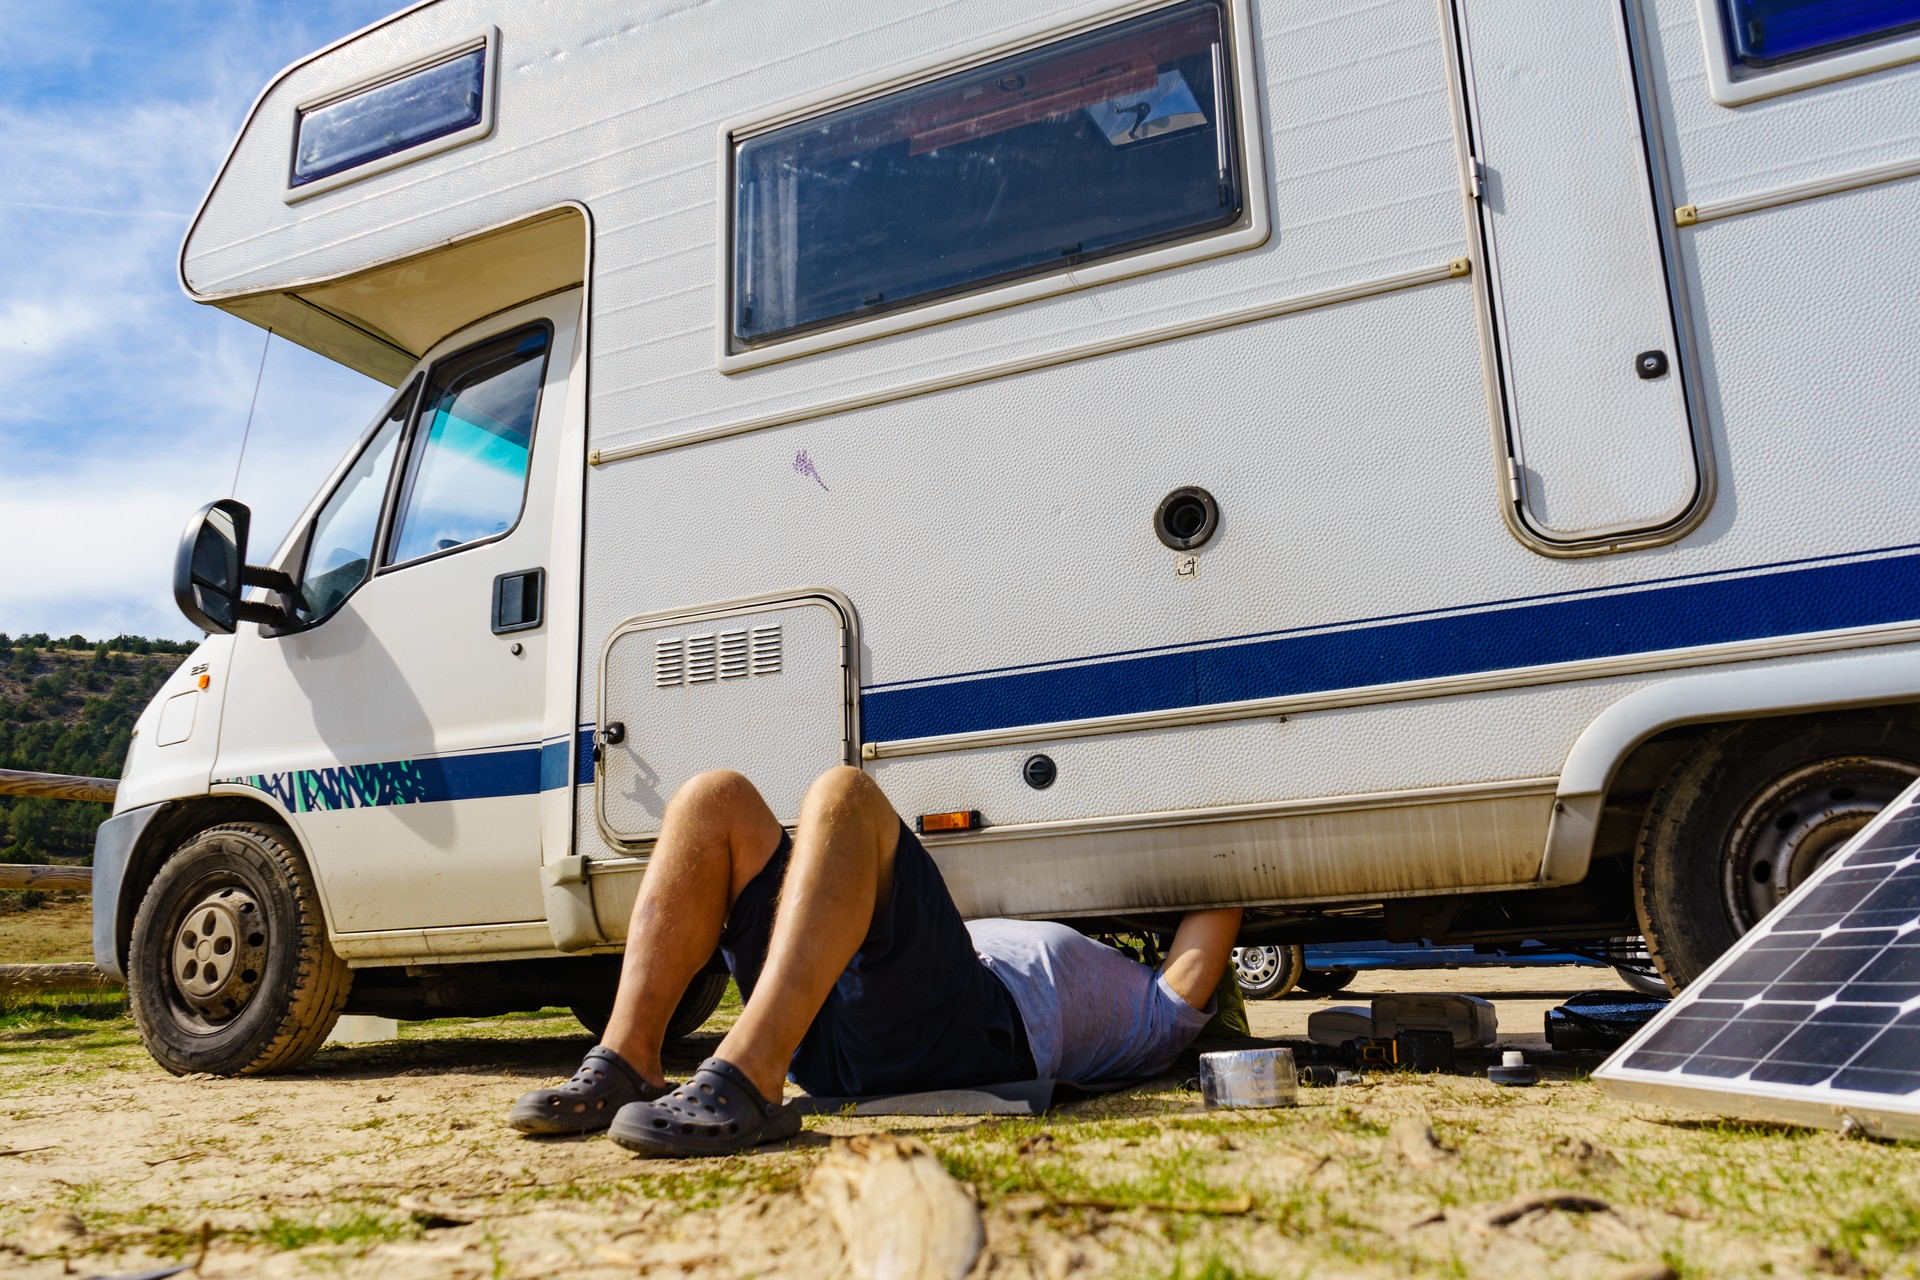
[[0, 633, 195, 863]]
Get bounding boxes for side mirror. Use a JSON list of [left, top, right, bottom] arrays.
[[173, 499, 297, 634]]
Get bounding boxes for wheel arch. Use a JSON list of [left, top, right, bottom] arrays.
[[109, 795, 320, 979], [1539, 648, 1920, 887]]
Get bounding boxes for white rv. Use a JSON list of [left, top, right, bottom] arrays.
[[96, 0, 1920, 1074]]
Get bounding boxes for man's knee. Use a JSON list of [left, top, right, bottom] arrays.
[[802, 766, 894, 827], [668, 769, 768, 824]]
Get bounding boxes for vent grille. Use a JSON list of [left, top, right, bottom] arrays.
[[685, 633, 717, 683], [718, 629, 750, 679], [652, 624, 784, 688], [654, 637, 684, 687], [751, 626, 783, 676]]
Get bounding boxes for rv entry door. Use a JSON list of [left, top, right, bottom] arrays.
[[213, 293, 580, 935], [1450, 0, 1702, 548]]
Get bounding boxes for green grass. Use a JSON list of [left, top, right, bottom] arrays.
[[252, 1209, 417, 1251]]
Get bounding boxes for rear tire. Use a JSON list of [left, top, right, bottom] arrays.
[[127, 821, 350, 1076], [1232, 944, 1305, 1000], [1296, 965, 1359, 994], [1633, 713, 1920, 989], [570, 970, 731, 1041]]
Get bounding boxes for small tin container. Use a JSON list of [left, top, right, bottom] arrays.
[[1199, 1047, 1299, 1109]]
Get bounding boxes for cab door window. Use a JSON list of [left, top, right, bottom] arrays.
[[293, 385, 412, 624], [387, 326, 550, 566]]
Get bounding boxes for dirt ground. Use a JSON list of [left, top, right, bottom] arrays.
[[4, 965, 1918, 1279]]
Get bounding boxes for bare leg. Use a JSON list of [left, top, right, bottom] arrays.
[[1160, 908, 1245, 1010], [600, 770, 785, 1086], [714, 766, 901, 1100]]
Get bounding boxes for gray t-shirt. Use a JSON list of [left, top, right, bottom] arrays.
[[966, 919, 1213, 1085]]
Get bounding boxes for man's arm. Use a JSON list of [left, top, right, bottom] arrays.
[[1159, 907, 1244, 1010]]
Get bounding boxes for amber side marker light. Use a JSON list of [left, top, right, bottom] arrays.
[[916, 810, 982, 835], [197, 674, 211, 689]]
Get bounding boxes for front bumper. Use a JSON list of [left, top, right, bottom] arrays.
[[91, 802, 168, 980]]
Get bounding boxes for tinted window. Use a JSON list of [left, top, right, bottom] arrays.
[[293, 45, 486, 187], [732, 0, 1239, 346], [388, 327, 548, 565], [295, 389, 410, 623], [1723, 0, 1920, 69]]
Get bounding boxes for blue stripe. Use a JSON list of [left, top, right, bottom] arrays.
[[540, 740, 571, 791], [860, 550, 1920, 743]]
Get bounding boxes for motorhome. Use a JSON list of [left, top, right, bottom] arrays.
[[97, 0, 1920, 1074]]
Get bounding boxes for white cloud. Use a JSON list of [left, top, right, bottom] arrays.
[[0, 4, 400, 642]]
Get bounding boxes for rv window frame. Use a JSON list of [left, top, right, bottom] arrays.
[[714, 0, 1269, 373], [283, 27, 500, 204], [378, 320, 555, 576], [269, 376, 421, 636], [1696, 0, 1920, 104]]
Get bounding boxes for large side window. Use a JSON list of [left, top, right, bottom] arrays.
[[1722, 0, 1920, 71], [731, 0, 1241, 348], [387, 326, 549, 566], [293, 385, 412, 624]]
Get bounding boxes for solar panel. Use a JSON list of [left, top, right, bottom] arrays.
[[1595, 776, 1920, 1140]]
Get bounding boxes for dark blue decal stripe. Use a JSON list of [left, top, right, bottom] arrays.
[[860, 551, 1920, 743], [540, 740, 571, 791]]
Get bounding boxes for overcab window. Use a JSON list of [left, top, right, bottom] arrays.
[[1722, 0, 1920, 71], [731, 0, 1243, 348]]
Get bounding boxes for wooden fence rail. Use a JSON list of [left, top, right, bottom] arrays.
[[0, 864, 93, 891], [0, 767, 117, 804], [0, 963, 119, 993]]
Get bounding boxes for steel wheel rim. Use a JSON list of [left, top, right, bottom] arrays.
[[166, 880, 269, 1027], [1722, 756, 1920, 932], [1233, 946, 1281, 988]]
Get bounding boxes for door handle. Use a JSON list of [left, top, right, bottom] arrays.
[[491, 568, 545, 634]]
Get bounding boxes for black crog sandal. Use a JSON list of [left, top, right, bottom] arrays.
[[508, 1045, 666, 1134], [607, 1056, 802, 1157]]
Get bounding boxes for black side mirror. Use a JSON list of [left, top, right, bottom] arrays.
[[173, 499, 297, 634]]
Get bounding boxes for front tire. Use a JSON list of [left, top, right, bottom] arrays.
[[127, 821, 350, 1076], [1634, 713, 1920, 989]]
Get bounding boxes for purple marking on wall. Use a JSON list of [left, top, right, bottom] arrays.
[[794, 449, 829, 491]]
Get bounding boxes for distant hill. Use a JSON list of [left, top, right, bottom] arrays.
[[0, 633, 196, 863]]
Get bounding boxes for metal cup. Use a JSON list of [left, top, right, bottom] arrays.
[[1198, 1047, 1298, 1108]]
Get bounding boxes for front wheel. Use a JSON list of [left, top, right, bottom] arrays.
[[127, 821, 351, 1076], [1634, 714, 1920, 989], [1232, 944, 1305, 1000]]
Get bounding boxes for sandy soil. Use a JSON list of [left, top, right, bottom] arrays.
[[3, 966, 1917, 1279]]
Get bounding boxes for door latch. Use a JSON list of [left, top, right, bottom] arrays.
[[591, 721, 625, 766], [491, 568, 545, 634]]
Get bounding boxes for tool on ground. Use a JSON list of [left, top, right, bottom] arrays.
[[1308, 994, 1497, 1048], [1545, 991, 1670, 1051], [1488, 1049, 1540, 1086], [1199, 1047, 1298, 1108], [1341, 1030, 1455, 1073]]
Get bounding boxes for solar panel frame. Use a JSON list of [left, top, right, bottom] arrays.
[[1595, 776, 1920, 1140]]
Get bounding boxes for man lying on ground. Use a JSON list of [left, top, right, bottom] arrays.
[[507, 766, 1242, 1158]]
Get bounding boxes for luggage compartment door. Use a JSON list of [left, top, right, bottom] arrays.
[[596, 594, 854, 846], [1451, 0, 1704, 548]]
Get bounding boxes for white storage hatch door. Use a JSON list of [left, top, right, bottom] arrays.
[[597, 595, 852, 845], [1453, 0, 1702, 546]]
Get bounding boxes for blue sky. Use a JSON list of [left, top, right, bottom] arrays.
[[0, 1, 407, 642]]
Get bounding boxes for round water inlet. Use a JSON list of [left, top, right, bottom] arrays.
[[1022, 753, 1057, 790], [1153, 486, 1220, 551]]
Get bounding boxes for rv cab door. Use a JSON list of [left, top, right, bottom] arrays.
[[212, 291, 581, 934]]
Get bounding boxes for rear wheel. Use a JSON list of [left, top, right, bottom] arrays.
[[126, 821, 350, 1076], [570, 970, 731, 1041], [1232, 944, 1305, 1000], [1634, 714, 1920, 989], [1296, 965, 1359, 995]]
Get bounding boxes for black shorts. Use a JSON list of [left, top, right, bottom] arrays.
[[718, 822, 1035, 1097]]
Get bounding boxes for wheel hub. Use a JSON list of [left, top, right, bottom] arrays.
[[169, 886, 267, 1022], [1233, 946, 1280, 986], [1724, 757, 1920, 931]]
